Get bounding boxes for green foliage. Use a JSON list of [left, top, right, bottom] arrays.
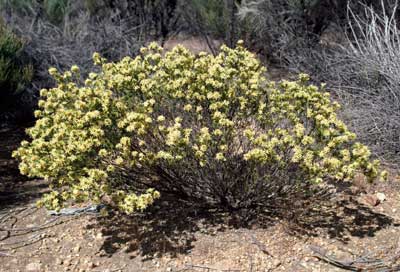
[[83, 0, 100, 14], [287, 0, 320, 9], [0, 22, 32, 99], [0, 0, 34, 12], [0, 0, 69, 24], [44, 0, 68, 24], [190, 0, 228, 37], [13, 42, 385, 214]]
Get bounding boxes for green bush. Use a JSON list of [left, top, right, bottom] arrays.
[[190, 0, 228, 36], [13, 42, 385, 213], [1, 0, 69, 24], [0, 21, 32, 106], [0, 0, 33, 12], [43, 0, 68, 24]]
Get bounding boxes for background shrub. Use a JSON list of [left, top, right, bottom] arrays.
[[333, 1, 400, 163], [13, 43, 383, 214], [0, 20, 33, 122], [0, 0, 181, 100], [286, 0, 400, 163]]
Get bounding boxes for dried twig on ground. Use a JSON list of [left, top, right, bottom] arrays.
[[247, 232, 274, 257], [310, 245, 400, 271], [183, 264, 241, 272], [0, 205, 94, 252], [0, 251, 13, 257]]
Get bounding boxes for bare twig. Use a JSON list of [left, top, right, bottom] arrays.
[[0, 217, 60, 233], [248, 232, 273, 257], [0, 251, 13, 257], [93, 264, 127, 272], [0, 206, 82, 251], [184, 264, 241, 272], [310, 245, 400, 271], [0, 232, 51, 250]]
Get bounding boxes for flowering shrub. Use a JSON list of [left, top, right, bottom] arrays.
[[13, 41, 385, 213]]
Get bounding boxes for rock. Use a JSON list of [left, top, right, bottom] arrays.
[[87, 262, 97, 268], [73, 245, 81, 253], [376, 192, 386, 202], [349, 185, 361, 195], [26, 262, 42, 271], [63, 259, 71, 267], [363, 194, 380, 206]]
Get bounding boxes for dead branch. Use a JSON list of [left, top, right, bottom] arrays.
[[0, 206, 84, 252], [310, 245, 400, 271], [0, 251, 13, 257], [0, 216, 60, 233], [248, 232, 274, 257], [0, 232, 52, 251], [184, 264, 241, 272]]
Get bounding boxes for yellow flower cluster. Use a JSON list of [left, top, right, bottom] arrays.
[[13, 41, 384, 213]]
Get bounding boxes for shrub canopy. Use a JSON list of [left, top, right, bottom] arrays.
[[13, 42, 384, 213], [0, 21, 32, 101]]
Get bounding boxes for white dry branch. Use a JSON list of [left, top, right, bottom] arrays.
[[334, 0, 400, 163]]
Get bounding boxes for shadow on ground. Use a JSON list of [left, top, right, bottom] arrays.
[[88, 199, 229, 259], [282, 197, 396, 241], [0, 125, 48, 211], [89, 190, 395, 259]]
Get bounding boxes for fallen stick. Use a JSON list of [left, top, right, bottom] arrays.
[[309, 245, 395, 271], [0, 217, 60, 233], [310, 245, 358, 271], [47, 204, 105, 216], [248, 232, 274, 257], [0, 251, 13, 257]]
